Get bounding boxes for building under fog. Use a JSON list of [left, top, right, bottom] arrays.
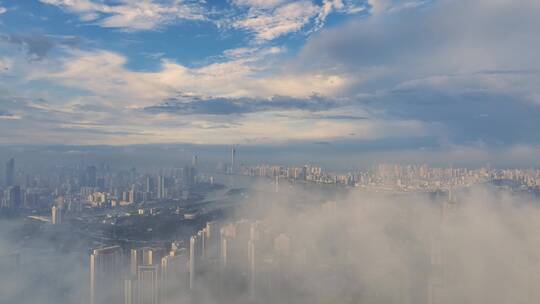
[[137, 265, 160, 304], [5, 158, 15, 187], [51, 205, 62, 224], [90, 246, 123, 304]]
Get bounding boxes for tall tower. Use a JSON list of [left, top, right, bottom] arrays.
[[161, 248, 189, 300], [231, 146, 236, 174], [51, 205, 62, 225], [124, 278, 135, 304], [145, 176, 154, 194], [5, 158, 14, 187], [189, 235, 200, 290], [137, 265, 160, 304], [157, 176, 166, 200], [3, 185, 21, 209], [130, 249, 143, 276], [90, 246, 123, 304], [192, 155, 199, 168], [142, 247, 166, 266]]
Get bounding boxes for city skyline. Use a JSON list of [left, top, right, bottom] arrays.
[[2, 1, 540, 304], [2, 149, 540, 304]]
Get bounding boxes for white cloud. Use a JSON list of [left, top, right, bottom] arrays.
[[39, 0, 206, 30], [231, 0, 367, 42], [25, 46, 348, 106], [368, 0, 430, 15], [0, 57, 12, 72], [313, 0, 366, 32], [10, 0, 540, 147], [0, 6, 6, 14], [231, 0, 287, 9], [5, 46, 356, 145], [38, 0, 367, 38], [233, 1, 319, 42]]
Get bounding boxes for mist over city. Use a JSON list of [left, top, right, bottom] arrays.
[[1, 0, 540, 304]]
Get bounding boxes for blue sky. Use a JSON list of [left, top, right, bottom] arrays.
[[0, 0, 540, 163]]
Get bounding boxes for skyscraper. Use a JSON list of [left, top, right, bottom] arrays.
[[161, 248, 189, 300], [203, 221, 220, 260], [142, 247, 166, 266], [131, 248, 143, 276], [3, 186, 21, 209], [124, 278, 135, 304], [189, 235, 200, 290], [5, 158, 14, 187], [137, 265, 160, 304], [230, 146, 236, 173], [183, 166, 195, 186], [90, 246, 123, 304], [157, 176, 166, 200], [51, 205, 62, 225], [84, 165, 97, 187], [145, 175, 154, 194], [192, 155, 198, 168]]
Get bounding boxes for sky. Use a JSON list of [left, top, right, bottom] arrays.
[[0, 0, 539, 162]]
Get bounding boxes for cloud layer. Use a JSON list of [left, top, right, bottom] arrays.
[[0, 0, 539, 156]]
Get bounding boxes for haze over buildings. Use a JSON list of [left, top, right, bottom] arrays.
[[1, 1, 540, 304]]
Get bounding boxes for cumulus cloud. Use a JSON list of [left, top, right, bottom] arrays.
[[0, 6, 6, 14], [27, 47, 348, 103], [292, 0, 540, 145], [37, 0, 369, 40], [2, 0, 539, 149], [232, 0, 368, 42], [39, 0, 207, 30], [232, 1, 320, 41]]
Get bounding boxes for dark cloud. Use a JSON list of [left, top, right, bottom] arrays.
[[144, 95, 344, 115], [50, 127, 148, 136], [314, 114, 368, 120], [0, 34, 82, 60], [365, 88, 540, 145], [0, 110, 15, 118], [287, 0, 540, 147]]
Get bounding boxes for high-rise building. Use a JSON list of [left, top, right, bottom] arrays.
[[131, 249, 143, 276], [142, 247, 166, 266], [248, 238, 258, 298], [3, 185, 21, 209], [203, 221, 220, 260], [192, 155, 198, 168], [145, 175, 154, 194], [124, 278, 136, 304], [231, 146, 236, 173], [161, 248, 189, 300], [157, 176, 166, 200], [90, 246, 123, 304], [5, 158, 14, 187], [248, 222, 261, 298], [51, 205, 62, 225], [189, 235, 200, 290], [182, 166, 196, 186], [137, 265, 160, 304], [84, 165, 97, 187]]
